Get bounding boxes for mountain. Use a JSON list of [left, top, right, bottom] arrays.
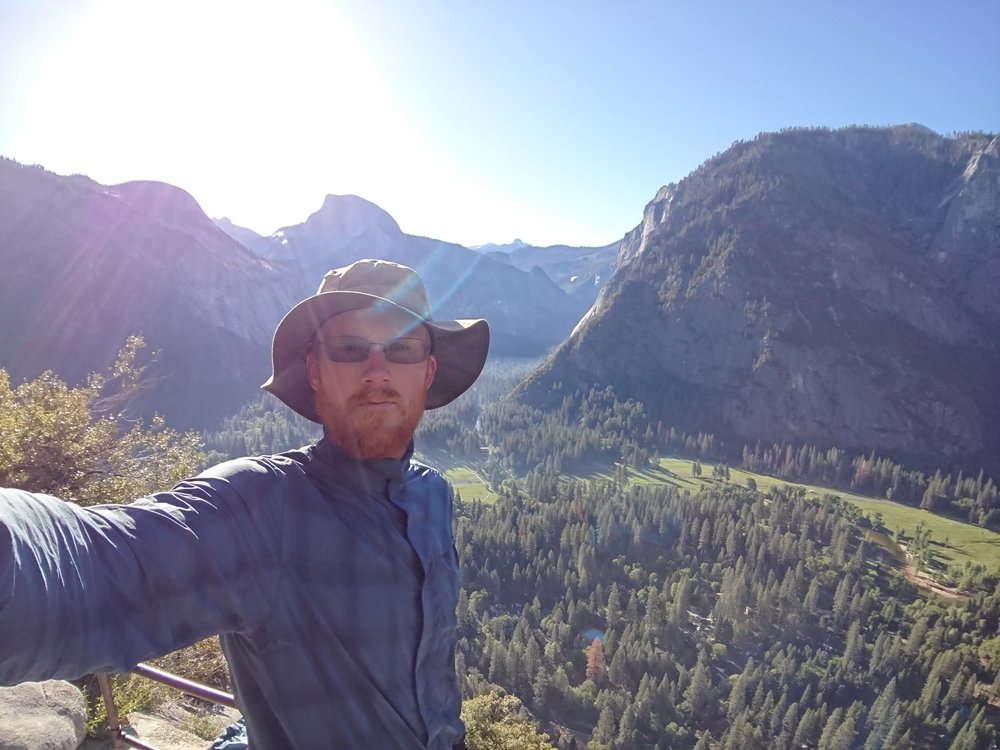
[[0, 158, 294, 429], [469, 239, 529, 253], [514, 125, 1000, 473], [470, 239, 620, 307], [507, 242, 619, 306], [250, 194, 591, 355], [0, 163, 590, 429], [213, 217, 272, 256]]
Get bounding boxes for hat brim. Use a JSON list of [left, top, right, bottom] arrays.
[[261, 290, 490, 422]]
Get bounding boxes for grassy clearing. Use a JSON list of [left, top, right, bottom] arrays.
[[579, 456, 1000, 573], [445, 466, 499, 505], [433, 451, 1000, 571], [850, 496, 1000, 571], [657, 457, 880, 505], [415, 447, 499, 505], [667, 457, 1000, 571]]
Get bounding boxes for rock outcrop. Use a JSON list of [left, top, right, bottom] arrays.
[[0, 680, 86, 750]]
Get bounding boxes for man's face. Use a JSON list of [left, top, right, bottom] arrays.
[[306, 306, 437, 460]]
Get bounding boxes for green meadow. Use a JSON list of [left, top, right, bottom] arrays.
[[440, 452, 1000, 571], [444, 466, 499, 505], [653, 457, 1000, 572], [567, 455, 1000, 572]]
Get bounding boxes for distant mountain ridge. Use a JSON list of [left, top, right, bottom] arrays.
[[236, 194, 591, 355], [0, 161, 587, 429], [514, 125, 1000, 473], [472, 239, 620, 308], [469, 239, 528, 253]]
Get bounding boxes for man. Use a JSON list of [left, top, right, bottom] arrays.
[[0, 259, 490, 749]]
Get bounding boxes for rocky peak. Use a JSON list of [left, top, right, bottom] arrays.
[[112, 180, 207, 225], [303, 193, 401, 239]]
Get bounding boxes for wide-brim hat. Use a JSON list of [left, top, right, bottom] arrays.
[[262, 258, 490, 422]]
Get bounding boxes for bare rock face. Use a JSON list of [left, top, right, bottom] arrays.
[[519, 126, 1000, 472], [0, 680, 86, 750]]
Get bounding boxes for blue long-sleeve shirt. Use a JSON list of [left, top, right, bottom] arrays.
[[0, 438, 464, 749]]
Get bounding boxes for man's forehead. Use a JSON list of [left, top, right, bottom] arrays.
[[318, 306, 426, 336]]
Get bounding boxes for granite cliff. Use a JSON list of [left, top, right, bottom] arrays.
[[515, 125, 1000, 472]]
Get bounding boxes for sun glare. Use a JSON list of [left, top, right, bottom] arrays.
[[5, 0, 620, 244], [17, 0, 437, 233]]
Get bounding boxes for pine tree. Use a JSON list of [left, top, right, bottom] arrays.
[[606, 583, 623, 628], [817, 707, 844, 750], [615, 703, 640, 748], [838, 620, 865, 679], [792, 707, 820, 749], [864, 676, 898, 750], [906, 616, 929, 656], [683, 650, 715, 726], [723, 709, 765, 750], [586, 638, 607, 685], [591, 705, 617, 744], [776, 701, 800, 750], [829, 711, 857, 750], [532, 667, 550, 713], [727, 660, 753, 722]]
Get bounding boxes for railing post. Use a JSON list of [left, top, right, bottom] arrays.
[[91, 663, 238, 750], [96, 672, 128, 750]]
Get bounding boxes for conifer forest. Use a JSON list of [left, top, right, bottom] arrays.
[[7, 352, 997, 748], [202, 359, 1000, 749]]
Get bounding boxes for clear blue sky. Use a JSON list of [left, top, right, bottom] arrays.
[[1, 0, 997, 247]]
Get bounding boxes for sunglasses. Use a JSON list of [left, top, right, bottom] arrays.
[[314, 335, 430, 364]]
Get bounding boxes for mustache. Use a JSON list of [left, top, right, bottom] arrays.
[[351, 386, 402, 405]]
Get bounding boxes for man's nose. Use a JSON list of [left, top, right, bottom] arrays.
[[361, 348, 392, 379]]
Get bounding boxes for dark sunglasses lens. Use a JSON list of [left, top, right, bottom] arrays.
[[319, 337, 427, 364], [383, 338, 427, 364], [321, 337, 370, 362]]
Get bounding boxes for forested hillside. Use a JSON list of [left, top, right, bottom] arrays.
[[454, 476, 999, 749], [200, 359, 1000, 748], [199, 390, 1000, 748], [475, 383, 1000, 540]]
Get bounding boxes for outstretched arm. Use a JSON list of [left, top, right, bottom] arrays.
[[0, 463, 283, 685]]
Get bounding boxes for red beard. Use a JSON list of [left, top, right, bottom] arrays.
[[316, 384, 425, 460]]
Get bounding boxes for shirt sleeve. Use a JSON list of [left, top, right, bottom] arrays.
[[0, 459, 285, 685]]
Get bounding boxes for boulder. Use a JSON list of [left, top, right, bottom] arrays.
[[0, 680, 87, 750]]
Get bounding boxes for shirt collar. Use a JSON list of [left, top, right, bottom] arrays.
[[310, 435, 412, 484]]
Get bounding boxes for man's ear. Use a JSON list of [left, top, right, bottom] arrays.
[[424, 354, 438, 391], [306, 352, 320, 391]]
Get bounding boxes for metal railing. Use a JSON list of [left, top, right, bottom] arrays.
[[96, 663, 237, 750]]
